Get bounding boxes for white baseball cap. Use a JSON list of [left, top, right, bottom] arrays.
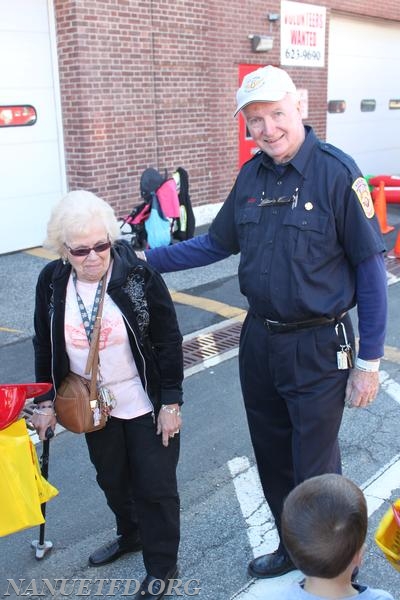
[[235, 65, 297, 116]]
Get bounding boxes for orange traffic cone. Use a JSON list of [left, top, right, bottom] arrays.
[[373, 181, 394, 234], [387, 229, 400, 259]]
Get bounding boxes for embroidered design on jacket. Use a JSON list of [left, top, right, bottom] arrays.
[[122, 270, 149, 335], [48, 285, 54, 318]]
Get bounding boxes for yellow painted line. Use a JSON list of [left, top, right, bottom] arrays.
[[25, 247, 57, 260], [170, 291, 246, 320], [0, 326, 23, 333], [171, 303, 400, 364]]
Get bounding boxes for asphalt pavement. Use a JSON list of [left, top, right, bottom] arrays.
[[1, 209, 400, 599]]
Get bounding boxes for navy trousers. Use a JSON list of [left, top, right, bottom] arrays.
[[85, 413, 180, 578], [239, 312, 353, 549]]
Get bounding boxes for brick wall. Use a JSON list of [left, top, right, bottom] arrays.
[[54, 0, 400, 218]]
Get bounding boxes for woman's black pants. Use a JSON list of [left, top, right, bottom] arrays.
[[85, 413, 180, 578]]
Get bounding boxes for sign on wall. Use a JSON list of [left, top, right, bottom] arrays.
[[280, 1, 326, 67], [298, 89, 308, 119]]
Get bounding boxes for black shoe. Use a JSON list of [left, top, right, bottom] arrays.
[[134, 566, 178, 600], [248, 550, 296, 578], [89, 533, 142, 566]]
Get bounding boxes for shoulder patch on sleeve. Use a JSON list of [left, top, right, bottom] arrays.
[[352, 177, 374, 218]]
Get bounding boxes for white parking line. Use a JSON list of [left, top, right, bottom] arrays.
[[380, 370, 400, 405], [362, 452, 400, 516], [228, 457, 303, 599], [228, 456, 278, 558], [387, 269, 400, 286]]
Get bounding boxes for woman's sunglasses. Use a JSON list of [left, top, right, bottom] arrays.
[[64, 240, 111, 257]]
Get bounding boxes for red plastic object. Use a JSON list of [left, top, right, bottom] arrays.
[[0, 383, 52, 430], [369, 175, 400, 204], [382, 189, 400, 204], [368, 175, 400, 188], [372, 188, 400, 204]]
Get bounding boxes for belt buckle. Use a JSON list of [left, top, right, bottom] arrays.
[[264, 319, 280, 332]]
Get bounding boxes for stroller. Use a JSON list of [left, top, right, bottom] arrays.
[[119, 167, 195, 250], [119, 199, 151, 250]]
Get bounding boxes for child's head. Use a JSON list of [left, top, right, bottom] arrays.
[[282, 474, 367, 578]]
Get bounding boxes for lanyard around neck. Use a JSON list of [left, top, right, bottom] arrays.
[[72, 271, 105, 344]]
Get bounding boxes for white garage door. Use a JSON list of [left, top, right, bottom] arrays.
[[327, 14, 400, 177], [0, 0, 66, 254]]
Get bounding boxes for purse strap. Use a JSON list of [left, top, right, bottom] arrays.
[[84, 273, 108, 401]]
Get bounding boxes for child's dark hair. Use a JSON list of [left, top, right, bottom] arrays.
[[282, 474, 367, 578]]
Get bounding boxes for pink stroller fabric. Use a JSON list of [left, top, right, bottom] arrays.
[[125, 202, 151, 225], [156, 179, 180, 218]]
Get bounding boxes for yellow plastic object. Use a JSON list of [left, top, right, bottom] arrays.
[[30, 437, 58, 504], [375, 499, 400, 571], [0, 419, 58, 537]]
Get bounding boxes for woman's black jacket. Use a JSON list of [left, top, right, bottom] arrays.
[[32, 239, 184, 413]]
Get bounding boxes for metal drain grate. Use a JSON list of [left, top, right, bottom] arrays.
[[182, 320, 242, 369], [386, 255, 400, 280]]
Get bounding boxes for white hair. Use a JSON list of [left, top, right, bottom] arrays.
[[44, 190, 121, 256]]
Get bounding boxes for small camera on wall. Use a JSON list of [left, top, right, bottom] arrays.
[[248, 35, 274, 52]]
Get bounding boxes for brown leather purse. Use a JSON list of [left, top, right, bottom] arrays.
[[55, 277, 107, 434]]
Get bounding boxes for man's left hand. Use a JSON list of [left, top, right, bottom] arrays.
[[344, 368, 380, 408]]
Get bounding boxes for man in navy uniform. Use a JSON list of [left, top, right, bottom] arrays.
[[141, 66, 387, 578]]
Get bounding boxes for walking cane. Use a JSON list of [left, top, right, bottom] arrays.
[[31, 426, 54, 559]]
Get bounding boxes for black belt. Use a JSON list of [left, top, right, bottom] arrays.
[[253, 312, 343, 333]]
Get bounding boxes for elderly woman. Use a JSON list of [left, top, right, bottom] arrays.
[[31, 190, 183, 600]]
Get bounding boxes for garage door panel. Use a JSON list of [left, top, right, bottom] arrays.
[[0, 193, 59, 255], [327, 118, 399, 171], [0, 142, 62, 199], [327, 15, 400, 175], [0, 32, 53, 90], [0, 0, 65, 254], [0, 0, 49, 32]]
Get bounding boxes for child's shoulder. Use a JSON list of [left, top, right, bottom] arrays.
[[268, 582, 395, 600], [358, 584, 395, 600], [265, 581, 305, 600]]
